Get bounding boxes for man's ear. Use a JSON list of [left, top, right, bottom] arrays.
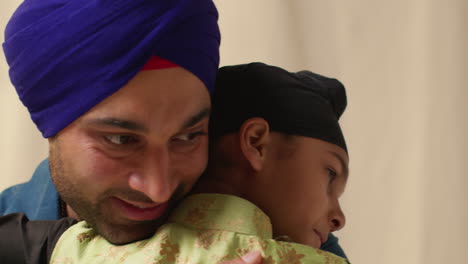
[[238, 118, 270, 172]]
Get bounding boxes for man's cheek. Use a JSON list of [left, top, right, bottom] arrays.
[[179, 157, 207, 190], [79, 153, 128, 188]]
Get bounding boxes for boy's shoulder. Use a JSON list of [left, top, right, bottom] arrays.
[[51, 194, 347, 264]]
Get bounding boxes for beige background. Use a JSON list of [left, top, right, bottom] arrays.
[[1, 0, 467, 263]]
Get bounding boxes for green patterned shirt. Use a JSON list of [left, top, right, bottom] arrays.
[[51, 194, 347, 264]]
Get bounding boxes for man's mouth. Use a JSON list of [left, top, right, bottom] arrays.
[[111, 197, 169, 221]]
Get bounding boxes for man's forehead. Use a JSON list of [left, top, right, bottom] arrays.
[[78, 67, 211, 127], [81, 106, 210, 133]]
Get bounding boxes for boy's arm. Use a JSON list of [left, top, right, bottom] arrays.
[[0, 213, 76, 264]]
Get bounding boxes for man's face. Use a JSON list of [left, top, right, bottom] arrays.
[[49, 67, 210, 244], [254, 134, 348, 248]]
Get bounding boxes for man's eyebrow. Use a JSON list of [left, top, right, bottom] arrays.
[[181, 107, 211, 129], [85, 118, 148, 132], [329, 150, 349, 180]]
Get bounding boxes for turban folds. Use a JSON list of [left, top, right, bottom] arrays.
[[211, 63, 348, 153], [3, 0, 220, 137]]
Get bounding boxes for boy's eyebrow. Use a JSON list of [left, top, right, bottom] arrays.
[[85, 118, 148, 132], [329, 150, 349, 180], [181, 107, 211, 129]]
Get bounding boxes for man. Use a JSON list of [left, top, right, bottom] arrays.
[[1, 62, 350, 264], [0, 0, 220, 245], [0, 0, 347, 261]]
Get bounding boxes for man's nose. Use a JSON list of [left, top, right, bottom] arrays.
[[329, 199, 346, 232], [127, 146, 176, 202]]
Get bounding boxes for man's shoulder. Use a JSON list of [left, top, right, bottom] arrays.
[[320, 233, 348, 259], [0, 158, 60, 220]]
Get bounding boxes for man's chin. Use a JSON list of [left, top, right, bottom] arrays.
[[105, 231, 154, 245], [94, 218, 166, 245]]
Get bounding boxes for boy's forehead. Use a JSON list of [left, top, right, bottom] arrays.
[[283, 135, 349, 174]]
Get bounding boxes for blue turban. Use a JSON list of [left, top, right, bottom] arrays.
[[3, 0, 220, 137]]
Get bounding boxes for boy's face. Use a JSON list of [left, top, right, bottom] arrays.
[[252, 134, 348, 248]]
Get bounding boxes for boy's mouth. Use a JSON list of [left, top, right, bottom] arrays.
[[314, 229, 327, 246]]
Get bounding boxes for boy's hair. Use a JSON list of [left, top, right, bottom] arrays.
[[210, 62, 348, 153]]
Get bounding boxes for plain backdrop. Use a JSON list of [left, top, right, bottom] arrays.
[[1, 1, 467, 263]]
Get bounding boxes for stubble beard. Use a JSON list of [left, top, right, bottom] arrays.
[[48, 141, 179, 244]]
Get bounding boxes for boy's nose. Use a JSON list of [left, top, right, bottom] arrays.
[[329, 200, 346, 232]]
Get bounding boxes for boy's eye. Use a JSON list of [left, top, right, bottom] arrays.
[[327, 168, 337, 182], [104, 135, 137, 145]]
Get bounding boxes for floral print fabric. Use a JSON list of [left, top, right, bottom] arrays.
[[51, 194, 347, 264]]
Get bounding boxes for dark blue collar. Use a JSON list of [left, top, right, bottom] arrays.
[[0, 158, 60, 220]]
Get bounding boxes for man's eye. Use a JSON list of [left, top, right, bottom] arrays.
[[172, 131, 205, 142], [104, 135, 137, 145]]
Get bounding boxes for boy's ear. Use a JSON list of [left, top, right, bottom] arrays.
[[238, 118, 271, 172]]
